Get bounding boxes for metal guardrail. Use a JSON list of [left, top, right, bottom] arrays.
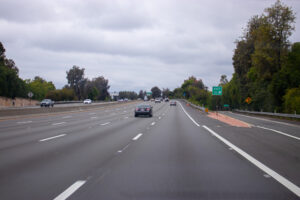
[[234, 109, 300, 119], [182, 99, 206, 112]]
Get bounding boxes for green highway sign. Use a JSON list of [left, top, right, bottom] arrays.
[[224, 104, 229, 107], [146, 92, 152, 96], [212, 86, 222, 95]]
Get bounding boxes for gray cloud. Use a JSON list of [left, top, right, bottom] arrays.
[[1, 0, 299, 92]]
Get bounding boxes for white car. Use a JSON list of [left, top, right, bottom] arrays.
[[155, 98, 161, 103], [83, 99, 92, 104]]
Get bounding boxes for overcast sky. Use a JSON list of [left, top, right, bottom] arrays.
[[1, 0, 299, 92]]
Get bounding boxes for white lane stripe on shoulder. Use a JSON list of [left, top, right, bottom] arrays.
[[255, 125, 300, 141], [202, 125, 300, 198]]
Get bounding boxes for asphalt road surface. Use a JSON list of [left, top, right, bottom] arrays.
[[0, 100, 299, 200]]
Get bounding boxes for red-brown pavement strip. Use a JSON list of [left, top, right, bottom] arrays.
[[208, 112, 251, 128]]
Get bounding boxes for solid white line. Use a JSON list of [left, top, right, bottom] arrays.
[[39, 134, 66, 142], [100, 122, 110, 126], [132, 133, 143, 141], [178, 102, 200, 127], [90, 116, 98, 119], [54, 180, 86, 200], [202, 125, 300, 197], [255, 125, 300, 141], [52, 122, 66, 126], [151, 122, 156, 126], [124, 116, 129, 119], [231, 112, 299, 127], [17, 121, 32, 124]]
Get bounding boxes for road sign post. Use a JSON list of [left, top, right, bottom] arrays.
[[28, 92, 34, 105], [212, 86, 222, 114], [28, 92, 33, 98]]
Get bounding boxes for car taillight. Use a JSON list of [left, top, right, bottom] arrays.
[[136, 108, 139, 111], [146, 108, 150, 111]]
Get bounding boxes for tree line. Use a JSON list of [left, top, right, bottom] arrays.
[[0, 44, 111, 101], [222, 0, 299, 113], [1, 1, 298, 112], [171, 0, 299, 114]]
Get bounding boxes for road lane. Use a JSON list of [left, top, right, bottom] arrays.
[[0, 101, 169, 199], [0, 102, 142, 150], [0, 100, 299, 199], [69, 100, 298, 199]]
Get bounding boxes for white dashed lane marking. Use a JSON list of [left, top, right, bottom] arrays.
[[54, 180, 86, 200], [52, 122, 66, 126], [39, 134, 66, 142], [17, 121, 32, 124], [132, 133, 143, 141], [62, 116, 72, 119]]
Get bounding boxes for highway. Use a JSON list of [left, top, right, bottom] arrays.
[[0, 100, 299, 199]]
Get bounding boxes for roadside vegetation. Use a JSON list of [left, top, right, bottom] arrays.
[[0, 1, 299, 113], [170, 0, 300, 114]]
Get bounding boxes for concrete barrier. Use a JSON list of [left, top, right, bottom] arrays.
[[0, 101, 134, 118], [0, 96, 38, 108]]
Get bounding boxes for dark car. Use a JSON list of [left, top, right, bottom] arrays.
[[40, 99, 54, 107], [135, 104, 153, 117], [170, 101, 176, 106]]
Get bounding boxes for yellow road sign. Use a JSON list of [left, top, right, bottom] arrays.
[[245, 97, 252, 104]]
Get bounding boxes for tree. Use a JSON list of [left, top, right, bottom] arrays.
[[88, 87, 99, 101], [283, 87, 300, 114], [119, 91, 138, 100], [172, 87, 183, 98], [151, 86, 161, 98], [92, 76, 110, 100], [181, 76, 205, 98], [0, 42, 27, 98], [229, 0, 296, 111], [45, 88, 75, 101], [219, 75, 228, 85], [26, 76, 56, 100], [138, 90, 145, 99], [66, 66, 85, 100], [162, 88, 170, 98]]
